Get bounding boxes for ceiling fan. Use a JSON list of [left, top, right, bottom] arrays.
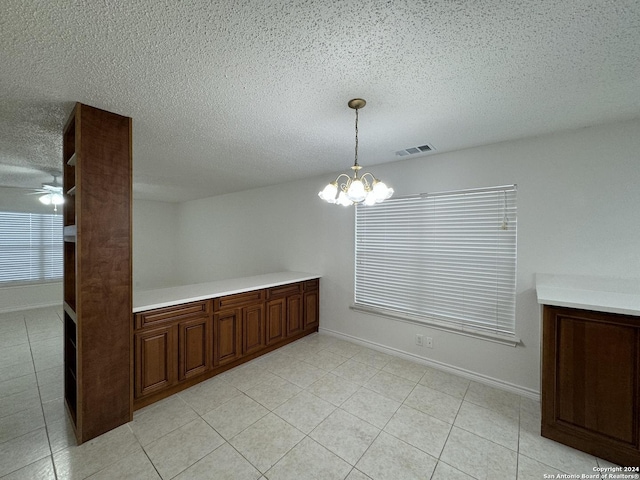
[[31, 175, 64, 211], [0, 166, 68, 213]]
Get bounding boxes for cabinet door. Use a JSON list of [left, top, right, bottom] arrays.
[[243, 303, 265, 355], [303, 289, 319, 330], [213, 309, 241, 366], [179, 316, 211, 380], [542, 306, 640, 466], [266, 298, 285, 345], [286, 294, 303, 336], [135, 325, 177, 398]]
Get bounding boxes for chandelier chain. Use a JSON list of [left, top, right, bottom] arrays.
[[354, 107, 359, 167]]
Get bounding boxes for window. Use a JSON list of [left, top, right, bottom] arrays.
[[0, 211, 63, 285], [354, 185, 517, 342]]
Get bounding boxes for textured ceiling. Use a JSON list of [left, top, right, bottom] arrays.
[[1, 0, 639, 202]]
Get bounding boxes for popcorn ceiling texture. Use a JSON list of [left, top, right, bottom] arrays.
[[1, 0, 639, 202]]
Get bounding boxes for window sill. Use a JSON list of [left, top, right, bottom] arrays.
[[350, 303, 521, 347]]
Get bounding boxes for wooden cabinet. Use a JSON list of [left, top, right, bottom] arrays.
[[287, 294, 303, 336], [134, 313, 215, 397], [135, 300, 212, 401], [213, 309, 242, 366], [136, 301, 210, 330], [179, 317, 211, 380], [135, 325, 177, 398], [267, 283, 303, 338], [212, 289, 266, 364], [266, 298, 286, 346], [242, 303, 265, 356], [542, 305, 640, 466], [266, 279, 318, 343], [62, 103, 132, 444], [134, 279, 319, 409], [303, 279, 319, 331], [214, 300, 265, 359], [265, 279, 318, 340]]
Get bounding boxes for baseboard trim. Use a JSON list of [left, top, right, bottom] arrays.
[[0, 302, 61, 315], [318, 327, 540, 401]]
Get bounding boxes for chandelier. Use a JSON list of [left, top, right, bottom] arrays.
[[318, 98, 393, 206]]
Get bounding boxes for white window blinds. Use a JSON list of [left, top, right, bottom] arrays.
[[355, 185, 517, 336], [0, 212, 63, 284]]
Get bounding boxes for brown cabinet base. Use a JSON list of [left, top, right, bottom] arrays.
[[542, 305, 640, 466], [133, 326, 317, 410], [179, 317, 211, 380], [135, 325, 177, 398], [133, 279, 320, 411]]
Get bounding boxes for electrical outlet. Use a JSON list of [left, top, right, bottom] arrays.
[[415, 334, 423, 346], [426, 337, 433, 348]]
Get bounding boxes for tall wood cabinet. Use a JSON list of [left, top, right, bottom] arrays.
[[62, 103, 132, 444], [542, 305, 640, 466]]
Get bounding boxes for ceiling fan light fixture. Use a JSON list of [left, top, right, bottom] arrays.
[[37, 175, 64, 211], [318, 98, 393, 206], [51, 193, 64, 205]]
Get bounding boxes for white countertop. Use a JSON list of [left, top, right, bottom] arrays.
[[536, 273, 640, 316], [133, 271, 321, 313]]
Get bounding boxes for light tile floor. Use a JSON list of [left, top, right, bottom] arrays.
[[0, 306, 622, 479]]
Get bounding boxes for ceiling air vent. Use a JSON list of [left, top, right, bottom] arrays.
[[395, 143, 436, 157]]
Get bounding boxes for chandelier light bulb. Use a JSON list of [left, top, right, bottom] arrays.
[[51, 193, 64, 205], [373, 181, 393, 202], [337, 191, 353, 206], [347, 178, 366, 202], [363, 190, 377, 206], [318, 182, 338, 203], [39, 194, 51, 205]]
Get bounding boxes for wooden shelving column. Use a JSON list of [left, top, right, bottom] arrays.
[[62, 103, 133, 444]]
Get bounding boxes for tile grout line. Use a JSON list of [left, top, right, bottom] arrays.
[[318, 357, 409, 476], [243, 347, 392, 476], [383, 371, 439, 479], [182, 372, 307, 478], [432, 376, 468, 477], [514, 395, 521, 479], [13, 325, 606, 479], [25, 311, 59, 480], [256, 354, 346, 477]]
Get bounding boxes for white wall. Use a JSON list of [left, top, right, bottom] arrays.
[[151, 118, 640, 395], [0, 282, 62, 313], [0, 187, 65, 215], [175, 180, 334, 283], [0, 189, 64, 312], [133, 200, 181, 290], [1, 200, 177, 312]]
